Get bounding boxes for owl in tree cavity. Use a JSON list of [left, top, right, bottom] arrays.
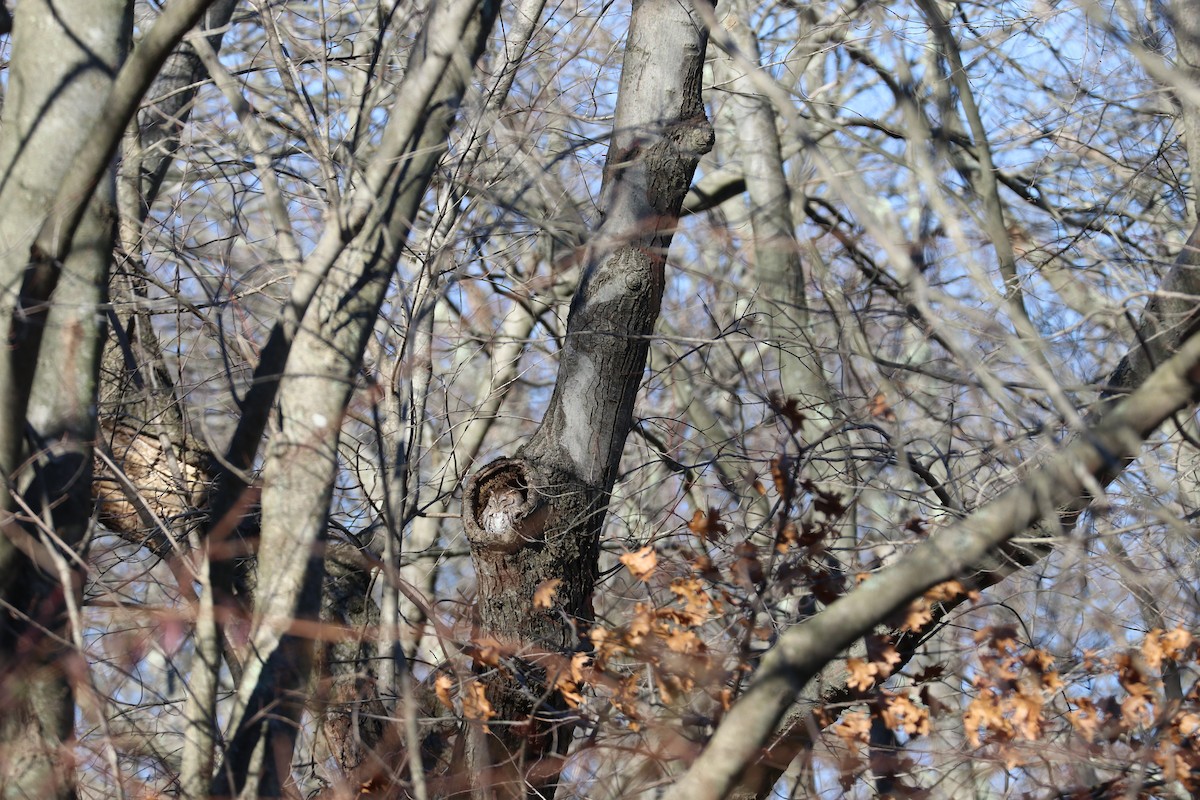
[[483, 488, 522, 536]]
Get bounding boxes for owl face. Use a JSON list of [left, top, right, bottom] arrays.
[[483, 488, 523, 536]]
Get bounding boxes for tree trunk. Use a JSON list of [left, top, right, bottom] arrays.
[[0, 2, 132, 797], [461, 0, 714, 795], [211, 1, 500, 795]]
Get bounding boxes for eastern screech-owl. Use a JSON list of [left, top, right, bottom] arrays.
[[483, 488, 522, 535]]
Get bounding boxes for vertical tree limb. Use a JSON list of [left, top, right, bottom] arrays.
[[211, 1, 500, 794], [461, 0, 714, 795], [0, 2, 133, 796]]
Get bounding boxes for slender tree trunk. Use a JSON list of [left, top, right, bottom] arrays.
[[212, 1, 500, 795], [103, 7, 241, 796]]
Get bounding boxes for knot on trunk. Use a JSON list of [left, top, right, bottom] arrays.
[[464, 458, 547, 553]]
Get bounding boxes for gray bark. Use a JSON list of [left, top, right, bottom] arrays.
[[1167, 2, 1200, 223], [211, 1, 500, 795], [460, 0, 714, 795], [716, 8, 833, 436], [0, 2, 132, 797], [713, 4, 854, 553], [0, 0, 223, 585]]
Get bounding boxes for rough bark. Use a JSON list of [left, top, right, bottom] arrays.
[[312, 542, 388, 776], [389, 0, 558, 667], [460, 0, 714, 795]]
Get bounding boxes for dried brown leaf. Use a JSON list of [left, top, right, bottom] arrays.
[[462, 682, 495, 731], [533, 578, 562, 609], [833, 710, 871, 744], [846, 657, 878, 692], [620, 546, 658, 581], [868, 391, 896, 421]]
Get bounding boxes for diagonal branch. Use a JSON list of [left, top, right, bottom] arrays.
[[662, 254, 1200, 800]]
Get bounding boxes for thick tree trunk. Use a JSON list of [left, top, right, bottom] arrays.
[[461, 0, 714, 795], [0, 3, 132, 796], [1172, 2, 1200, 224]]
